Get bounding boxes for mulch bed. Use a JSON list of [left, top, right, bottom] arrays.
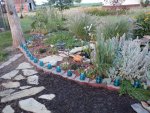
[[0, 55, 138, 113]]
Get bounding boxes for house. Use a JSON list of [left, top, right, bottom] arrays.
[[14, 0, 36, 13]]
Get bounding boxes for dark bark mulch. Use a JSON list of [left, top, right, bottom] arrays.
[[0, 56, 138, 113]]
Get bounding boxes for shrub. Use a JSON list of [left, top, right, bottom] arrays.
[[133, 12, 150, 38], [95, 34, 118, 77], [66, 12, 97, 40], [97, 16, 132, 39], [86, 8, 127, 16], [31, 7, 48, 34]]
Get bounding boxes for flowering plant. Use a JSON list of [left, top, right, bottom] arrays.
[[133, 12, 150, 38]]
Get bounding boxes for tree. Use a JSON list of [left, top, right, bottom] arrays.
[[4, 0, 25, 48], [140, 0, 149, 7]]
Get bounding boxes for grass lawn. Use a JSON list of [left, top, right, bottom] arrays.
[[0, 16, 33, 61]]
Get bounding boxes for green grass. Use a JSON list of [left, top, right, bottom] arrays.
[[0, 31, 12, 61], [45, 31, 82, 49], [120, 80, 150, 101]]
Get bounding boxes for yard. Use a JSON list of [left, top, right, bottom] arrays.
[[0, 4, 150, 113]]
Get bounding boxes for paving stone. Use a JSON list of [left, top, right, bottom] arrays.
[[14, 74, 26, 81], [39, 94, 55, 100], [19, 86, 32, 90], [131, 103, 149, 113], [16, 62, 33, 70], [22, 69, 38, 76], [1, 86, 45, 103], [0, 89, 15, 97], [27, 75, 39, 85], [2, 82, 20, 89], [0, 70, 19, 79], [2, 105, 15, 113], [40, 55, 63, 66], [19, 98, 51, 113], [75, 76, 90, 83]]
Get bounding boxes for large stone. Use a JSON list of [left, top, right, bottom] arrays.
[[40, 55, 63, 66], [102, 78, 112, 85], [131, 103, 149, 113], [22, 69, 38, 76], [0, 70, 19, 79], [0, 89, 15, 97], [27, 75, 39, 85], [16, 62, 33, 70], [1, 86, 45, 103], [2, 82, 20, 89], [14, 74, 25, 81], [19, 98, 51, 113], [39, 94, 55, 100], [2, 105, 15, 113], [19, 86, 31, 90]]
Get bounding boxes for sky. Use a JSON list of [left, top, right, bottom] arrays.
[[35, 0, 102, 5]]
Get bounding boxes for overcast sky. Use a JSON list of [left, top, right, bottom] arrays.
[[35, 0, 102, 5]]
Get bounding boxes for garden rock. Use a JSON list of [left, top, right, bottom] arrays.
[[39, 94, 56, 100], [0, 70, 19, 79], [2, 105, 14, 113], [14, 74, 25, 81], [22, 69, 38, 76], [16, 62, 33, 69], [1, 86, 45, 103], [19, 86, 32, 90], [102, 78, 112, 85], [40, 55, 63, 66], [146, 79, 150, 87], [0, 89, 15, 97], [19, 98, 51, 113], [2, 82, 20, 89], [27, 75, 39, 85], [131, 103, 149, 113]]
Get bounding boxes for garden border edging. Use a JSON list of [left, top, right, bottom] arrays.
[[19, 46, 120, 91]]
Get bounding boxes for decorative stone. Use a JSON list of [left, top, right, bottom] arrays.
[[14, 74, 25, 81], [59, 53, 68, 57], [19, 86, 32, 90], [2, 82, 20, 89], [27, 75, 39, 85], [0, 70, 19, 79], [39, 94, 55, 100], [19, 98, 51, 113], [75, 76, 90, 83], [102, 78, 112, 85], [2, 105, 15, 113], [22, 69, 38, 76], [40, 55, 63, 66], [1, 86, 45, 103], [131, 103, 149, 113], [16, 62, 33, 69], [0, 89, 15, 97], [146, 79, 150, 87]]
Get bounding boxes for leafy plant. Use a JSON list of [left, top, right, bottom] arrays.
[[133, 12, 150, 38], [120, 80, 150, 101], [60, 62, 69, 70], [39, 48, 46, 54], [97, 16, 132, 39], [31, 7, 48, 34], [66, 12, 97, 40], [50, 47, 58, 54], [95, 34, 118, 77]]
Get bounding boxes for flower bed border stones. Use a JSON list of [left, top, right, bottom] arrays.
[[19, 43, 120, 91]]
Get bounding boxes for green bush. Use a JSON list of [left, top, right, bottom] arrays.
[[133, 12, 150, 38], [120, 80, 150, 101], [86, 8, 127, 16], [66, 13, 97, 40], [97, 16, 132, 39], [95, 34, 118, 77]]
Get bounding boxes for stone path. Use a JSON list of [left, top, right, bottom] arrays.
[[0, 62, 54, 113]]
